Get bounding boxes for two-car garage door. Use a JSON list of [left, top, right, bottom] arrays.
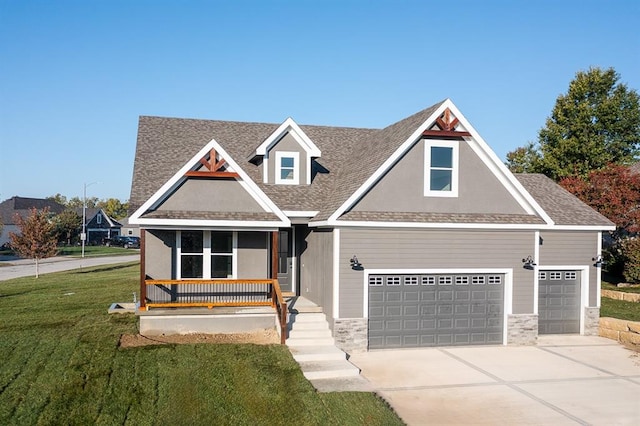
[[368, 273, 504, 349]]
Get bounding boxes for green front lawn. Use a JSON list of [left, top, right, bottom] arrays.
[[0, 263, 402, 426], [57, 245, 138, 257]]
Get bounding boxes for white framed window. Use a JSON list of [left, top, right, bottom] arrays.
[[455, 276, 469, 285], [386, 276, 401, 286], [565, 272, 577, 280], [275, 151, 299, 185], [538, 272, 546, 280], [550, 272, 562, 280], [488, 275, 502, 284], [369, 276, 383, 286], [404, 276, 418, 285], [177, 231, 237, 279], [96, 213, 102, 224], [424, 140, 459, 197], [472, 276, 486, 285], [422, 276, 436, 285], [439, 276, 453, 285]]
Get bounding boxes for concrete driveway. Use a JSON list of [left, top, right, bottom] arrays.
[[349, 336, 640, 425]]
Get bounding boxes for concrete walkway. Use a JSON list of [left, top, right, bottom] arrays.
[[0, 254, 139, 281], [349, 336, 640, 425]]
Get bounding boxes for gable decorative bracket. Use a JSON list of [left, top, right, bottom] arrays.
[[422, 108, 471, 138], [185, 148, 240, 178]]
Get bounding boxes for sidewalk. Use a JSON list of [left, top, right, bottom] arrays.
[[0, 254, 139, 281]]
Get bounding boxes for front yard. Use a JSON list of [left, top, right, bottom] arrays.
[[0, 263, 402, 425]]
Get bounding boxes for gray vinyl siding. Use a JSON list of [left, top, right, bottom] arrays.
[[237, 232, 268, 278], [145, 230, 175, 279], [300, 228, 334, 319], [539, 231, 598, 306], [156, 179, 265, 213], [267, 133, 308, 185], [339, 228, 535, 318], [352, 139, 527, 214]]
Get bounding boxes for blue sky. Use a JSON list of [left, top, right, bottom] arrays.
[[1, 0, 639, 203]]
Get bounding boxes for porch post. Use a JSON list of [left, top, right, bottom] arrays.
[[271, 230, 278, 279], [139, 229, 146, 310]]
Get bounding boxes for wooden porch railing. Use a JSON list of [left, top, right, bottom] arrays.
[[143, 279, 288, 344]]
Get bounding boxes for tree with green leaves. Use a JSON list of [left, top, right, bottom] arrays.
[[506, 67, 640, 180], [97, 198, 129, 220], [53, 209, 82, 245], [46, 193, 68, 206], [9, 207, 59, 278]]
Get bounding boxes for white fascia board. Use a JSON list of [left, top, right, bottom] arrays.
[[327, 104, 448, 223], [129, 138, 290, 226], [307, 220, 330, 227], [133, 218, 288, 228], [255, 118, 321, 157], [283, 210, 319, 218], [445, 101, 554, 225], [545, 225, 616, 231], [325, 220, 614, 231]]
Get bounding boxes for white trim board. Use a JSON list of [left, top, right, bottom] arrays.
[[308, 220, 614, 231]]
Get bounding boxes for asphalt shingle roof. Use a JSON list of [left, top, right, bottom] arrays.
[[130, 104, 612, 228], [0, 197, 65, 225], [514, 174, 614, 227]]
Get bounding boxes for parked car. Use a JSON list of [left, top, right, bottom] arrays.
[[105, 235, 140, 249]]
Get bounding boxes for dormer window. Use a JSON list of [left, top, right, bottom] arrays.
[[275, 151, 299, 185], [424, 140, 458, 197], [252, 118, 321, 185]]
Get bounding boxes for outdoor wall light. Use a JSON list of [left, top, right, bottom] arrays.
[[522, 255, 536, 270], [350, 255, 364, 270], [592, 255, 605, 268]]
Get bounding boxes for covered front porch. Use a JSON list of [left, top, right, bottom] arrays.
[[138, 229, 290, 343]]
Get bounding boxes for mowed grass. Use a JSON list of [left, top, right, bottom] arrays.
[[57, 245, 138, 257], [600, 297, 640, 322], [0, 263, 402, 426]]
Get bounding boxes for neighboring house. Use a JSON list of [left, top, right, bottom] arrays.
[[0, 196, 65, 246], [76, 207, 122, 245], [129, 99, 614, 352]]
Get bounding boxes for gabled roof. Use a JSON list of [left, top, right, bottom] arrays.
[[129, 130, 291, 227], [75, 207, 123, 228], [253, 117, 321, 158], [130, 100, 613, 231], [0, 196, 65, 225]]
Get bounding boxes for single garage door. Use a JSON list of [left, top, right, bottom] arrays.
[[368, 273, 504, 349], [538, 270, 580, 334]]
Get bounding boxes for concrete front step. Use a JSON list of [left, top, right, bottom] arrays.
[[287, 320, 329, 331], [289, 329, 332, 339], [288, 312, 327, 322], [299, 360, 361, 380], [286, 336, 336, 346], [289, 345, 346, 362]]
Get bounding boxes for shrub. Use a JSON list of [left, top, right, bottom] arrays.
[[621, 237, 640, 283]]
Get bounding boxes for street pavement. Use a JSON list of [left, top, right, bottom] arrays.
[[349, 335, 640, 425], [0, 254, 139, 281]]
